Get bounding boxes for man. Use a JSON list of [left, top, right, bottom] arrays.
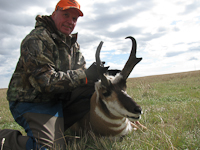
[[0, 0, 107, 149]]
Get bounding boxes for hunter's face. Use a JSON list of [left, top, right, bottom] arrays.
[[52, 9, 79, 36]]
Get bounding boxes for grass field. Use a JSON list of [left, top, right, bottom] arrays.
[[0, 70, 200, 149]]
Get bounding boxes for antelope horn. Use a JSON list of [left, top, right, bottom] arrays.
[[121, 36, 142, 80], [95, 41, 110, 88]]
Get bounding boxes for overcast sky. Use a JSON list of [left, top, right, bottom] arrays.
[[0, 0, 200, 88]]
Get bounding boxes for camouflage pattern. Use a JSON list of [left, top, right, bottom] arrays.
[[7, 15, 87, 102]]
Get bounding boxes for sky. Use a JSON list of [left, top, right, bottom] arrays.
[[0, 0, 200, 88]]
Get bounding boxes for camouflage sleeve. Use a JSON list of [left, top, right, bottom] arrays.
[[74, 43, 86, 70], [21, 38, 87, 93]]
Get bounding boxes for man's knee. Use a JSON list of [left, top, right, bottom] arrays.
[[23, 112, 65, 148]]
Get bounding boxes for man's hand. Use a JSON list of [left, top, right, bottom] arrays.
[[85, 62, 109, 83]]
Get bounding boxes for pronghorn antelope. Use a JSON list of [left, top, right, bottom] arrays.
[[71, 36, 146, 136]]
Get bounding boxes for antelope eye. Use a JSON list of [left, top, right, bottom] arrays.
[[102, 90, 111, 97]]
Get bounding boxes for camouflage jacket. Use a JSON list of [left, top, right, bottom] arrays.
[[7, 15, 87, 102]]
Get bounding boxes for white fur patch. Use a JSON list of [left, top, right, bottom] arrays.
[[105, 100, 139, 118], [112, 73, 123, 84], [119, 119, 133, 135], [94, 106, 126, 125], [109, 120, 127, 131]]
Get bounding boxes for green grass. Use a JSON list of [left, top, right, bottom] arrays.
[[0, 89, 25, 134], [1, 70, 200, 149]]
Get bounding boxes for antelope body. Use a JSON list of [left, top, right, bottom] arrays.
[[71, 37, 145, 136]]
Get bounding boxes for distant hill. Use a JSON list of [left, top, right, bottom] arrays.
[[1, 70, 200, 91], [129, 70, 200, 83]]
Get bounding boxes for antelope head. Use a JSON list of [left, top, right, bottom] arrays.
[[95, 36, 142, 122]]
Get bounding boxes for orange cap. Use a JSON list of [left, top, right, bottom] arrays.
[[55, 0, 83, 16]]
